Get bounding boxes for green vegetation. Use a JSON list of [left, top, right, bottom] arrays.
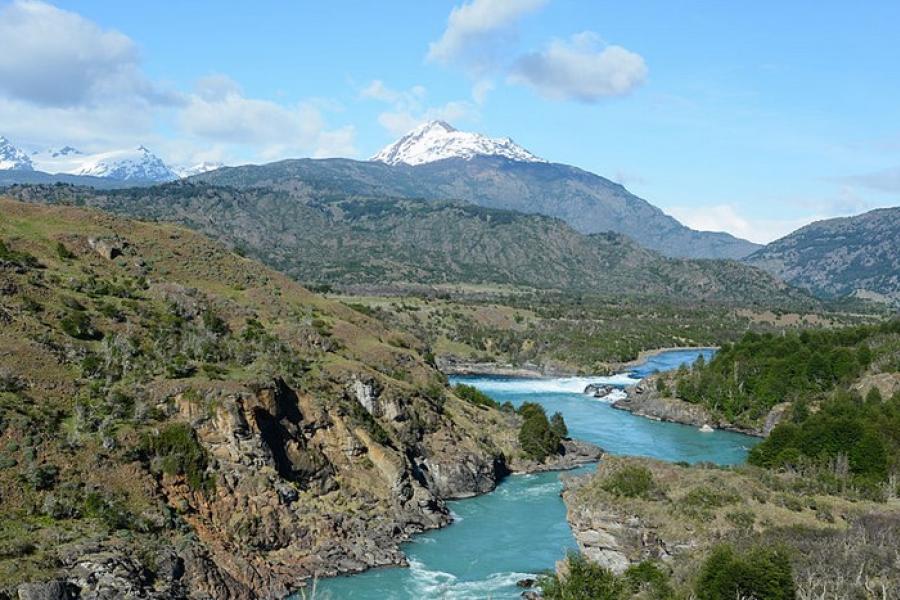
[[675, 319, 899, 426], [518, 402, 565, 461], [0, 239, 39, 268], [749, 388, 900, 491], [141, 423, 213, 492], [4, 183, 815, 309], [539, 552, 627, 600], [601, 464, 660, 500], [453, 383, 499, 409], [695, 544, 795, 600], [540, 554, 675, 600]]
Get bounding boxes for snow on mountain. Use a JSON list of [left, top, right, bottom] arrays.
[[371, 120, 546, 166], [175, 160, 224, 178], [0, 137, 34, 171], [31, 145, 177, 182]]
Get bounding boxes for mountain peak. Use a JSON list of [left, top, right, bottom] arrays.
[[0, 136, 34, 171], [371, 121, 545, 166]]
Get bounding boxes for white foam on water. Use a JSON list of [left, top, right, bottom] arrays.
[[466, 373, 640, 395], [592, 388, 628, 403], [407, 559, 535, 599], [497, 480, 560, 500]]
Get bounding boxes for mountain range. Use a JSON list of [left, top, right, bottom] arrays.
[[0, 135, 220, 184], [4, 182, 813, 309], [193, 121, 762, 260], [746, 206, 900, 304]]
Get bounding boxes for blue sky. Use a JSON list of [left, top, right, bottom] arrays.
[[1, 0, 899, 242]]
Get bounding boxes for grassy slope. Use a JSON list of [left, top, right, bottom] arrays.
[[566, 455, 900, 598], [0, 197, 523, 594], [4, 183, 814, 309]]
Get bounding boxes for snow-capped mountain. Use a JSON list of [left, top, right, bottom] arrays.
[[0, 137, 33, 171], [371, 120, 546, 166], [31, 145, 177, 182], [175, 161, 224, 178]]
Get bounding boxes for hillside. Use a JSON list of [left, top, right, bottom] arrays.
[[5, 183, 812, 309], [746, 206, 900, 304], [189, 137, 760, 261], [0, 197, 571, 597]]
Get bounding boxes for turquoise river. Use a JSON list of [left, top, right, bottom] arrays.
[[315, 349, 758, 599]]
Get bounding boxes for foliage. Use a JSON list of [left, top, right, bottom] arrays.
[[539, 552, 627, 600], [453, 383, 499, 409], [0, 239, 39, 268], [549, 411, 568, 438], [749, 388, 898, 486], [59, 311, 102, 340], [55, 241, 75, 260], [518, 402, 563, 461], [675, 320, 899, 425], [141, 423, 213, 492], [694, 544, 795, 600], [601, 464, 659, 499]]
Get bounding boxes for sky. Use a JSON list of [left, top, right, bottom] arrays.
[[1, 0, 899, 243]]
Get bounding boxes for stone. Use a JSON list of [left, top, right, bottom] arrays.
[[17, 581, 74, 600]]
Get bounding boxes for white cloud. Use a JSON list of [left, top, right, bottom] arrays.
[[0, 1, 354, 164], [179, 76, 356, 161], [508, 32, 647, 102], [427, 0, 547, 72], [667, 204, 819, 244], [0, 0, 175, 108], [361, 80, 479, 136]]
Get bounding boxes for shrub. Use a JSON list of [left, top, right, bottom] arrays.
[[142, 423, 213, 492], [55, 242, 75, 260], [60, 311, 101, 340], [695, 544, 795, 600], [602, 464, 659, 499], [454, 383, 498, 409], [623, 560, 674, 599], [539, 552, 627, 600]]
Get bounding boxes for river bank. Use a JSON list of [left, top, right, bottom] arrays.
[[561, 455, 900, 596], [317, 349, 755, 599]]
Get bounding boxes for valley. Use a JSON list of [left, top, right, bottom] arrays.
[[1, 122, 898, 599]]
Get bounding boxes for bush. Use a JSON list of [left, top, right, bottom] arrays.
[[60, 311, 102, 340], [623, 560, 674, 598], [454, 383, 498, 409], [142, 423, 213, 492], [539, 552, 627, 600], [695, 544, 795, 600], [55, 242, 75, 260], [518, 402, 562, 461], [602, 464, 659, 499]]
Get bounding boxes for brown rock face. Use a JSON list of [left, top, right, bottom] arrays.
[[151, 376, 510, 598]]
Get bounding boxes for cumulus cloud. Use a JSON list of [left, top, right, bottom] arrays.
[[508, 32, 647, 102], [361, 80, 479, 136], [179, 75, 356, 160], [0, 2, 354, 163], [427, 0, 547, 72], [0, 0, 176, 108], [667, 204, 820, 244]]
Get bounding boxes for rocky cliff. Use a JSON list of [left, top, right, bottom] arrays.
[[0, 198, 578, 599]]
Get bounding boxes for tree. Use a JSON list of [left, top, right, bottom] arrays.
[[695, 544, 795, 600], [550, 411, 568, 439]]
